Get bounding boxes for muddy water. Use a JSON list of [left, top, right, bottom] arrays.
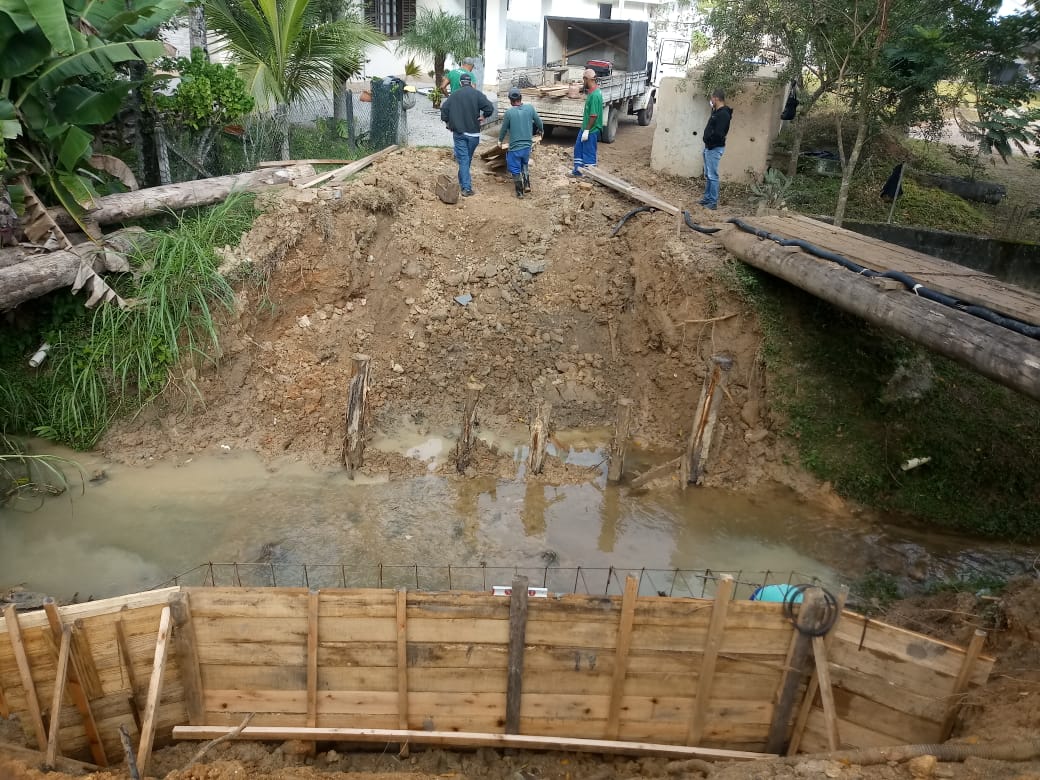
[[1, 439, 1031, 603]]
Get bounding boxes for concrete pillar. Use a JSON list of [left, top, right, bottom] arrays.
[[483, 0, 509, 91]]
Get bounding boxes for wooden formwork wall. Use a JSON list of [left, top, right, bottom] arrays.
[[0, 582, 995, 765]]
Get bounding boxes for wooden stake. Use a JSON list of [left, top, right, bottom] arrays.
[[527, 401, 552, 476], [5, 604, 49, 750], [810, 634, 841, 750], [342, 353, 371, 478], [115, 612, 144, 730], [765, 588, 825, 754], [169, 593, 204, 726], [606, 575, 639, 740], [681, 355, 733, 487], [505, 575, 530, 735], [396, 588, 409, 754], [607, 397, 634, 482], [307, 589, 319, 728], [44, 624, 73, 768], [119, 724, 141, 780], [940, 629, 987, 740], [455, 382, 484, 474], [687, 575, 735, 745], [787, 585, 849, 755], [137, 605, 172, 777]]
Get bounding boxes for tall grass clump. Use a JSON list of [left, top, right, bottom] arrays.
[[33, 195, 257, 448], [0, 434, 85, 508]]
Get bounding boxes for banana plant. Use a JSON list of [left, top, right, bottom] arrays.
[[0, 0, 181, 226]]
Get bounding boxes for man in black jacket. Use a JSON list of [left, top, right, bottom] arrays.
[[699, 89, 733, 210], [440, 72, 495, 197]]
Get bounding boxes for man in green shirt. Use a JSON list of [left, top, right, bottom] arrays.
[[499, 87, 544, 198], [569, 68, 604, 177], [441, 58, 476, 95]]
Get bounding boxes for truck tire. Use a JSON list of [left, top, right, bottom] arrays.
[[542, 124, 555, 139], [637, 97, 655, 126], [601, 105, 620, 144]]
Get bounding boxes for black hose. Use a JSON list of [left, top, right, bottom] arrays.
[[727, 218, 1040, 340], [610, 206, 656, 237], [782, 584, 840, 637], [682, 210, 722, 234]]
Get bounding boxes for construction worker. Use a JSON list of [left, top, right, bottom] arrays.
[[440, 71, 494, 197], [569, 68, 603, 177], [441, 57, 477, 95], [498, 87, 544, 199]]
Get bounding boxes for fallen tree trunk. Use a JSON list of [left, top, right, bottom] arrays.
[[719, 227, 1040, 402], [0, 246, 38, 269], [912, 171, 1007, 205], [50, 165, 315, 229]]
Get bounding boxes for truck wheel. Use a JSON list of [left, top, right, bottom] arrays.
[[637, 97, 655, 126], [542, 124, 555, 138], [601, 106, 620, 144]]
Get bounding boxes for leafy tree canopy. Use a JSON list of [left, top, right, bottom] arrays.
[[395, 9, 479, 88]]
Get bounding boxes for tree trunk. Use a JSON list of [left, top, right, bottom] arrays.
[[833, 101, 869, 228], [188, 5, 208, 58], [278, 104, 291, 161], [434, 55, 446, 90], [333, 79, 348, 124], [784, 88, 825, 179]]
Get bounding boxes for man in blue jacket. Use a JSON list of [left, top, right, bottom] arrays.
[[498, 87, 544, 198], [440, 72, 495, 198]]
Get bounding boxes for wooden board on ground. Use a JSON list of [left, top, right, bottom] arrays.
[[580, 168, 681, 216]]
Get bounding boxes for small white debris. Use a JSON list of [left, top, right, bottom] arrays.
[[901, 456, 932, 472], [220, 444, 231, 452], [392, 363, 405, 374], [297, 315, 312, 328]]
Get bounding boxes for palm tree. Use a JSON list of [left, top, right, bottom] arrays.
[[205, 0, 383, 157], [395, 9, 480, 91]]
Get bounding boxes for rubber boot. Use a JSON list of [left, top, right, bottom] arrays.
[[522, 165, 531, 193], [513, 174, 524, 199]]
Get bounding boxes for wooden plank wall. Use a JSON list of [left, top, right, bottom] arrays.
[[0, 585, 996, 759], [0, 588, 187, 763]]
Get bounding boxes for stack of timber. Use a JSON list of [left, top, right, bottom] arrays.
[[0, 581, 994, 770]]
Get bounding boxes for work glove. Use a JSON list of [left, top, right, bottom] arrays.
[[581, 129, 590, 142]]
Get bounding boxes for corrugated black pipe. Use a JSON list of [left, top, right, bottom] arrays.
[[683, 210, 722, 234], [611, 206, 656, 237]]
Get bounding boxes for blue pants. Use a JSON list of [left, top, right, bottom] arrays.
[[453, 133, 480, 192], [506, 147, 531, 176], [701, 146, 724, 207], [572, 130, 599, 173]]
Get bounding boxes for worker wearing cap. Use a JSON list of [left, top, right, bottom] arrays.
[[569, 68, 603, 177], [442, 57, 477, 95], [440, 71, 495, 197], [499, 87, 544, 199]]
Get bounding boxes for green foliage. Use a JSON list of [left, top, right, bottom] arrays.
[[852, 571, 902, 612], [395, 9, 479, 89], [946, 144, 987, 181], [0, 0, 178, 219], [966, 87, 1040, 163], [0, 434, 84, 508], [428, 87, 443, 108], [154, 48, 254, 130], [750, 168, 793, 210], [403, 57, 422, 78]]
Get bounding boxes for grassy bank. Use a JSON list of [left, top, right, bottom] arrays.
[[0, 196, 257, 450], [724, 259, 1040, 540]]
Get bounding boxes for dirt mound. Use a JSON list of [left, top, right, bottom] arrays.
[[101, 145, 794, 489]]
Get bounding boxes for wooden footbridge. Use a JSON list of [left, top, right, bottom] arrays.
[[585, 168, 1040, 401]]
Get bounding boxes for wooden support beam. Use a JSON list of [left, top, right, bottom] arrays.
[[681, 355, 733, 487], [0, 741, 101, 773], [527, 401, 552, 476], [395, 588, 409, 753], [580, 168, 681, 216], [297, 146, 399, 189], [505, 575, 530, 735], [765, 588, 826, 754], [455, 382, 484, 474], [607, 397, 634, 482], [787, 586, 849, 755], [45, 625, 73, 769], [173, 726, 774, 761], [307, 589, 319, 728], [169, 593, 204, 726], [605, 575, 639, 740], [115, 611, 144, 730], [810, 635, 840, 750], [137, 605, 172, 777], [687, 574, 735, 745], [342, 353, 371, 478], [940, 629, 987, 740], [71, 619, 103, 699], [4, 604, 48, 750]]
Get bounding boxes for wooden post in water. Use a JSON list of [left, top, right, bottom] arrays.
[[607, 398, 634, 482], [680, 355, 733, 487], [766, 587, 825, 754], [527, 401, 552, 475], [342, 354, 371, 479], [505, 575, 530, 734], [456, 382, 484, 474]]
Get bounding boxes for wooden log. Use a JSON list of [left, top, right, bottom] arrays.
[[527, 401, 552, 476], [680, 355, 733, 487], [580, 168, 681, 216], [342, 354, 371, 478], [298, 145, 399, 188], [605, 575, 638, 740], [395, 588, 409, 754], [173, 725, 774, 761], [606, 397, 634, 482], [170, 593, 204, 726], [137, 605, 172, 777], [719, 227, 1040, 402], [43, 599, 107, 766], [455, 382, 484, 474], [307, 589, 319, 728], [45, 625, 73, 768], [939, 629, 987, 739], [765, 588, 826, 754], [3, 605, 48, 750], [0, 246, 40, 269], [629, 456, 680, 490], [687, 575, 735, 745], [505, 575, 530, 735]]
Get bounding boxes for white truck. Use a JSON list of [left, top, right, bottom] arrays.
[[495, 17, 690, 143]]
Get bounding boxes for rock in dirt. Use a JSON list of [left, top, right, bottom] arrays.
[[908, 754, 938, 779], [521, 259, 546, 274]]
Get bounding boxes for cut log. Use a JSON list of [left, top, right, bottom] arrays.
[[606, 397, 634, 482], [342, 354, 371, 479], [527, 401, 552, 475], [912, 172, 1006, 205], [719, 228, 1040, 402], [455, 382, 484, 474]]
